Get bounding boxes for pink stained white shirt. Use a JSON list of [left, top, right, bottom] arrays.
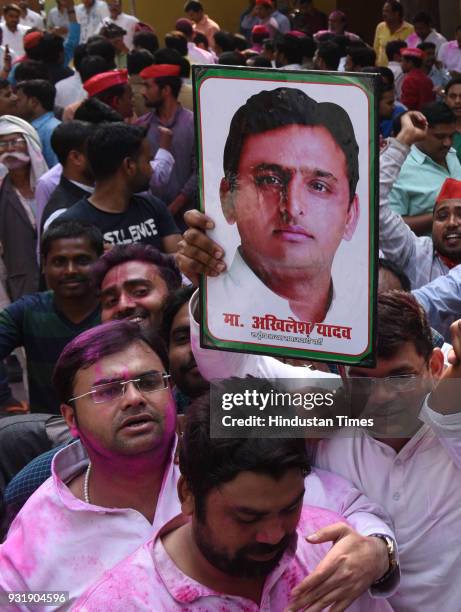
[[0, 438, 180, 611], [73, 508, 393, 611], [313, 399, 461, 612], [437, 39, 461, 73]]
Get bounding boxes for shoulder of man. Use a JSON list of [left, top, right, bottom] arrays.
[[58, 196, 93, 221], [1, 291, 53, 323]]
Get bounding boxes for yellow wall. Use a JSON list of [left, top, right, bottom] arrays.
[[133, 0, 338, 43], [43, 0, 339, 41]]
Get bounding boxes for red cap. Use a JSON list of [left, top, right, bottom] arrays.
[[401, 47, 425, 59], [252, 24, 270, 36], [83, 70, 128, 97], [24, 31, 43, 50], [255, 0, 273, 6], [140, 64, 181, 80], [436, 178, 461, 203], [287, 29, 307, 38]]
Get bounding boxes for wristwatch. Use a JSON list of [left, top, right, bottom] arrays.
[[369, 534, 399, 585]]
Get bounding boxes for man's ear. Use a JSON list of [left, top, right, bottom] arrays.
[[220, 177, 236, 224], [429, 347, 445, 379], [343, 194, 360, 241], [177, 475, 194, 516], [61, 403, 79, 438], [123, 156, 136, 177]]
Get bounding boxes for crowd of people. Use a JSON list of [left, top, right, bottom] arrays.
[[0, 0, 460, 610]]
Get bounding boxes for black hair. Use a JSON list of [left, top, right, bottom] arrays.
[[363, 65, 394, 87], [218, 51, 245, 66], [421, 101, 456, 127], [91, 243, 182, 293], [133, 31, 159, 55], [347, 45, 376, 69], [317, 41, 341, 70], [223, 87, 359, 203], [154, 75, 182, 99], [53, 320, 169, 405], [385, 1, 404, 19], [161, 285, 195, 343], [377, 290, 433, 361], [127, 49, 154, 75], [214, 31, 236, 53], [50, 120, 92, 165], [402, 54, 423, 69], [15, 59, 48, 81], [179, 382, 310, 520], [73, 43, 88, 73], [234, 33, 249, 52], [418, 41, 436, 53], [445, 76, 461, 95], [248, 55, 272, 68], [275, 33, 304, 65], [78, 55, 110, 82], [165, 31, 188, 57], [300, 35, 317, 59], [38, 32, 64, 64], [154, 47, 190, 79], [378, 258, 411, 292], [385, 39, 407, 62], [86, 38, 116, 68], [184, 0, 202, 11], [86, 122, 146, 180], [41, 219, 104, 261], [74, 97, 123, 123], [95, 83, 129, 107], [16, 79, 56, 111], [413, 11, 432, 25], [193, 31, 209, 50]]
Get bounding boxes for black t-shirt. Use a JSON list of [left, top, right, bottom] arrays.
[[59, 194, 180, 249]]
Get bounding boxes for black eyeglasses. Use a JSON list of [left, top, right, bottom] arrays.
[[68, 370, 171, 404]]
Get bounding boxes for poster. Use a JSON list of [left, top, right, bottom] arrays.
[[194, 65, 378, 366]]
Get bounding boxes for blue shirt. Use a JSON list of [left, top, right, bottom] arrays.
[[388, 145, 461, 217], [31, 112, 61, 168]]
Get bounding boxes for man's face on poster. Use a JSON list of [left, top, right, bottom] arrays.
[[220, 124, 359, 281]]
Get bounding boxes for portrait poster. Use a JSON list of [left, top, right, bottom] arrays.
[[194, 65, 379, 366]]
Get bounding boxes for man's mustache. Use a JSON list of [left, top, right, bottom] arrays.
[[0, 151, 30, 164]]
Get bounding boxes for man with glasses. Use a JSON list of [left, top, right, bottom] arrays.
[[0, 115, 48, 302], [0, 318, 180, 608]]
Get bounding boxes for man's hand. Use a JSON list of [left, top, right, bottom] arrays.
[[428, 320, 461, 414], [3, 45, 12, 74], [396, 110, 428, 147], [168, 193, 188, 216], [285, 524, 389, 612], [176, 210, 226, 286], [158, 126, 173, 150]]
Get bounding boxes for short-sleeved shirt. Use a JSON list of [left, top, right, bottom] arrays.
[[388, 145, 461, 217], [374, 21, 415, 67], [59, 194, 180, 249]]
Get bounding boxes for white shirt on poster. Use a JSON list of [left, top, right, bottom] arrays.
[[206, 247, 367, 356]]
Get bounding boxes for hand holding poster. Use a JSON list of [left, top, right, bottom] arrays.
[[194, 66, 378, 366]]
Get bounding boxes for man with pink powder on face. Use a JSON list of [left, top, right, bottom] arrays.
[[0, 319, 397, 610], [0, 319, 180, 609], [74, 389, 392, 612]]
